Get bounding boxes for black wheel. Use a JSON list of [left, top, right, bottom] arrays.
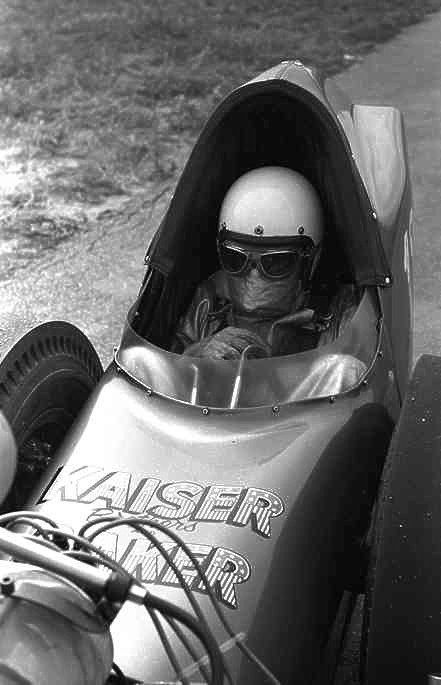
[[362, 354, 441, 684], [0, 321, 103, 511]]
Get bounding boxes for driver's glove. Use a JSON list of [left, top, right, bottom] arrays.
[[183, 326, 271, 360]]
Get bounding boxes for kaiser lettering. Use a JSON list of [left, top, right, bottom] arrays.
[[44, 466, 284, 538]]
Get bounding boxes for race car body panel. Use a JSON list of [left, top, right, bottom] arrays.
[[36, 363, 393, 682], [33, 293, 397, 682]]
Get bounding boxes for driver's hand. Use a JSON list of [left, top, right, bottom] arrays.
[[183, 326, 270, 360]]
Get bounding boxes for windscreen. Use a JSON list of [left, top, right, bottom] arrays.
[[116, 290, 379, 409]]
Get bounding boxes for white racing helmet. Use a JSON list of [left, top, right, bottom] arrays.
[[216, 168, 325, 318], [218, 166, 324, 246], [217, 167, 324, 297]]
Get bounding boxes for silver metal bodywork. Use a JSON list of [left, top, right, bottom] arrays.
[[33, 292, 398, 683]]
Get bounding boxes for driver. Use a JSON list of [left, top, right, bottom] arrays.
[[174, 166, 325, 359]]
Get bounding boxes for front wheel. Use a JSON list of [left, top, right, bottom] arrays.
[[0, 321, 103, 511]]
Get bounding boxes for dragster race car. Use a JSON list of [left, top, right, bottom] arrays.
[[0, 59, 425, 684]]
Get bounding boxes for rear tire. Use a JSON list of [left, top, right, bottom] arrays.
[[0, 322, 102, 510], [362, 354, 441, 684]]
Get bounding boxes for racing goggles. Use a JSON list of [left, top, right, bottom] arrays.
[[218, 239, 315, 280]]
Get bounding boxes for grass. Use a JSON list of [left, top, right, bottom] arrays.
[[0, 0, 440, 277]]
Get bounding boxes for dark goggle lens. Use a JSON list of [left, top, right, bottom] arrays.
[[219, 245, 248, 273], [260, 251, 300, 277]]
